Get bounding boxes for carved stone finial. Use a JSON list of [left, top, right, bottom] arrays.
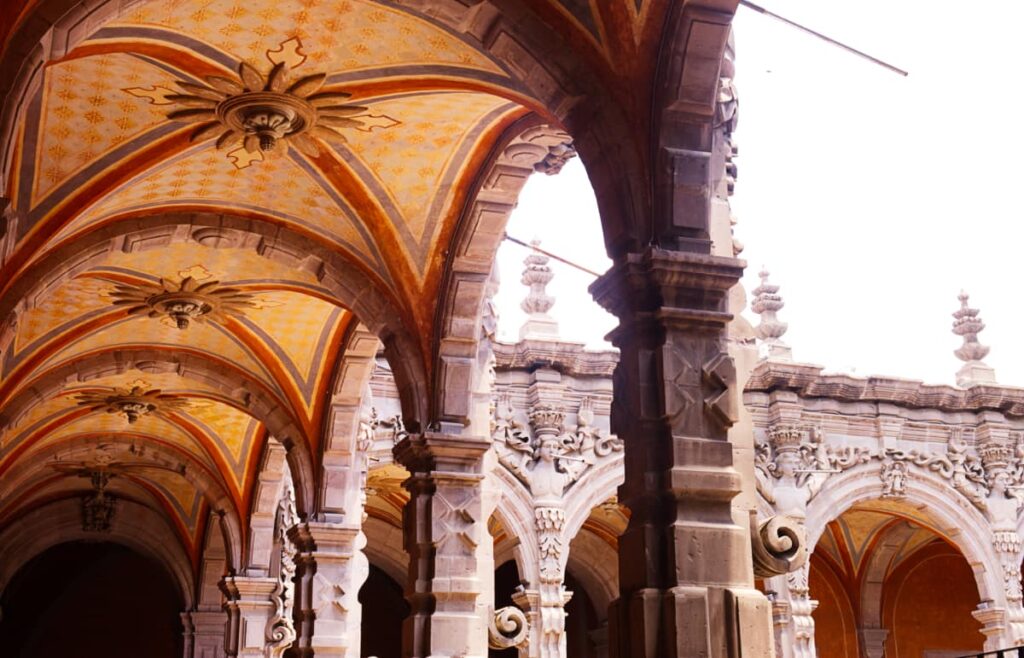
[[952, 291, 996, 387], [751, 268, 791, 361], [518, 240, 559, 340]]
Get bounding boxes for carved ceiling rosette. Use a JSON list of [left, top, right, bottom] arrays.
[[74, 385, 189, 424], [158, 44, 399, 166], [108, 276, 256, 330]]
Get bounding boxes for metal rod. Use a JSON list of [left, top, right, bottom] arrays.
[[738, 0, 909, 77], [503, 233, 603, 278]]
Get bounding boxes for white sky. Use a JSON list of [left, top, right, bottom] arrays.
[[495, 0, 1024, 388]]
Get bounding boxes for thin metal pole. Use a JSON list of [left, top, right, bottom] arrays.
[[503, 233, 602, 278], [738, 0, 909, 77]]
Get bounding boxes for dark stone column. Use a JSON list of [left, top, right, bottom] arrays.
[[591, 248, 771, 658]]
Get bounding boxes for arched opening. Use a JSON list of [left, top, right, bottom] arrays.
[[809, 502, 985, 657], [0, 541, 183, 658], [564, 569, 601, 658], [359, 564, 408, 658]]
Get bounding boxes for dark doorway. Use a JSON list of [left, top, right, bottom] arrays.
[[359, 564, 408, 658], [0, 541, 184, 658]]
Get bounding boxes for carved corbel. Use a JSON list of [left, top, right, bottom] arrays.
[[488, 605, 530, 650], [750, 512, 807, 578]]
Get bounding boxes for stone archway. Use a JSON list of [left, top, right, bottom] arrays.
[[0, 540, 185, 658]]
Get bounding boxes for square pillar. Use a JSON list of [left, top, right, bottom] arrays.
[[288, 522, 368, 658], [221, 576, 278, 657], [395, 432, 493, 658], [591, 248, 772, 658]]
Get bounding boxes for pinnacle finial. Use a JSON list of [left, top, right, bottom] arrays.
[[518, 239, 559, 340], [751, 267, 791, 361], [952, 291, 996, 387]]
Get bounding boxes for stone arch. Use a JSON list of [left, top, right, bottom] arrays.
[[0, 210, 430, 431], [0, 433, 244, 558], [807, 465, 1003, 608], [0, 497, 195, 609], [566, 529, 617, 624], [316, 322, 380, 521], [0, 346, 316, 521], [433, 119, 574, 428], [858, 520, 920, 631], [363, 515, 407, 586], [491, 467, 541, 586], [244, 438, 290, 575]]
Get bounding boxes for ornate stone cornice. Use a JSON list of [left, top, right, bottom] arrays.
[[492, 340, 617, 376], [747, 360, 1024, 418]]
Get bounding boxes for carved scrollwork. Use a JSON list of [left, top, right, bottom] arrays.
[[488, 605, 530, 650], [750, 512, 807, 579]]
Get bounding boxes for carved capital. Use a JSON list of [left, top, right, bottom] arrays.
[[590, 247, 743, 331], [393, 432, 489, 474]]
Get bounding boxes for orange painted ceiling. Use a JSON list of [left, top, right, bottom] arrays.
[[0, 0, 669, 570]]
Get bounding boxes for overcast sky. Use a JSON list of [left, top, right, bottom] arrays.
[[494, 0, 1024, 389]]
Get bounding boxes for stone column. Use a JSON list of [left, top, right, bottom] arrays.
[[858, 627, 889, 658], [288, 522, 368, 658], [181, 611, 196, 658], [396, 432, 492, 658], [190, 610, 229, 658], [763, 567, 817, 658], [973, 605, 1011, 652], [590, 623, 610, 658], [221, 576, 278, 657], [591, 248, 772, 658]]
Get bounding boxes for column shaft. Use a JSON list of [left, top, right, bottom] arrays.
[[591, 248, 772, 658], [396, 432, 492, 658]]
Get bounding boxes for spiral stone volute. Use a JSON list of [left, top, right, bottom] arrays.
[[750, 512, 807, 578], [488, 605, 530, 650]]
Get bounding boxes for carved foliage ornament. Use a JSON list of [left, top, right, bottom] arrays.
[[74, 385, 189, 424], [267, 481, 298, 655], [109, 276, 256, 329], [159, 44, 398, 166]]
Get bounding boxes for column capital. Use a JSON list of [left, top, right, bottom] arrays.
[[589, 247, 743, 332], [220, 575, 278, 601], [287, 521, 359, 555], [393, 431, 489, 473]]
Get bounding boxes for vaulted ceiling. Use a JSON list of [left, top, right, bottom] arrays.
[[0, 0, 692, 576]]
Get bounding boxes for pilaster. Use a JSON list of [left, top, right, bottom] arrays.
[[221, 576, 278, 657], [287, 522, 368, 658], [590, 247, 771, 658], [857, 627, 888, 658], [181, 611, 196, 658], [190, 609, 229, 658], [395, 432, 492, 658]]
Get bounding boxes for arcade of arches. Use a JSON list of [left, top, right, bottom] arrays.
[[0, 0, 1018, 657]]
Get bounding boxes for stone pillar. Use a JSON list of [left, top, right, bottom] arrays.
[[591, 248, 772, 658], [857, 627, 888, 658], [764, 568, 817, 658], [591, 623, 610, 658], [190, 610, 229, 658], [181, 612, 196, 658], [396, 432, 492, 658], [513, 579, 572, 658], [973, 605, 1011, 652], [288, 522, 368, 658], [221, 576, 278, 657]]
